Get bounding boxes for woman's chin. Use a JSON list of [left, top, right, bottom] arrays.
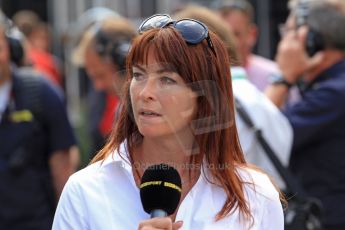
[[138, 126, 177, 139]]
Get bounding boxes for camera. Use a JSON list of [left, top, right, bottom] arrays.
[[295, 0, 324, 57]]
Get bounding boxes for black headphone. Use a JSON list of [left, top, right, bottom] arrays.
[[1, 13, 25, 66], [93, 23, 131, 70], [7, 35, 24, 66], [295, 0, 324, 57], [305, 28, 324, 57]]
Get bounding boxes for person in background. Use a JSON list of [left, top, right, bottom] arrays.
[[12, 10, 63, 87], [0, 10, 78, 230], [72, 17, 136, 158], [174, 5, 293, 189], [53, 13, 284, 229], [265, 1, 345, 228], [217, 0, 280, 91]]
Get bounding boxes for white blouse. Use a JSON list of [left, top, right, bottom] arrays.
[[52, 143, 284, 230], [231, 66, 293, 189]]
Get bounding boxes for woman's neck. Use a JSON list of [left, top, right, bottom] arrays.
[[133, 134, 202, 181], [142, 137, 193, 165]]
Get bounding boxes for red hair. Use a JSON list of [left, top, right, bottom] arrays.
[[92, 27, 252, 222]]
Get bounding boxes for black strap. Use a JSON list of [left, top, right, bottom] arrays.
[[15, 68, 44, 118], [8, 70, 46, 170], [235, 98, 308, 198]]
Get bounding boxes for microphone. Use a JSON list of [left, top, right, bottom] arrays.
[[140, 164, 182, 218]]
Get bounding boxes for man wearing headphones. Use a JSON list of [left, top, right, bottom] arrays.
[[0, 11, 78, 229], [73, 17, 136, 157], [265, 1, 345, 229]]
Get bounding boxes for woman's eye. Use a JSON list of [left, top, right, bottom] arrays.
[[160, 76, 176, 84], [133, 72, 144, 81]]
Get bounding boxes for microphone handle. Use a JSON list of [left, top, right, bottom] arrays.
[[150, 209, 167, 218]]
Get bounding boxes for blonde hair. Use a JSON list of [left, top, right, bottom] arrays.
[[173, 4, 241, 65], [72, 17, 136, 66]]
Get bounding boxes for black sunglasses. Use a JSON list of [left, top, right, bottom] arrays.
[[138, 14, 216, 56]]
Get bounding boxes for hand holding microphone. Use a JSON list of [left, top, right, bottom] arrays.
[[138, 218, 183, 230], [138, 164, 183, 230]]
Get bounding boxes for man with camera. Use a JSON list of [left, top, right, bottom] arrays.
[[265, 1, 345, 229]]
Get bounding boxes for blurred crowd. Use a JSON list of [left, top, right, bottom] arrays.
[[1, 0, 345, 229]]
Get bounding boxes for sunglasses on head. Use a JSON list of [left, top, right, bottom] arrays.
[[138, 14, 216, 56]]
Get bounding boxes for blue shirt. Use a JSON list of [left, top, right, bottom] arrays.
[[284, 59, 345, 226], [0, 69, 76, 230]]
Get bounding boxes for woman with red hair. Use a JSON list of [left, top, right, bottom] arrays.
[[53, 14, 284, 229]]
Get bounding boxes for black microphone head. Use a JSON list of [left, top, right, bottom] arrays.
[[140, 164, 182, 216]]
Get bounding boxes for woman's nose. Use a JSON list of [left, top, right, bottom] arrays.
[[138, 78, 157, 101]]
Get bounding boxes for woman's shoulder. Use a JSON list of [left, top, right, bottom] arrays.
[[199, 166, 283, 228], [235, 166, 284, 229], [63, 161, 104, 193], [68, 144, 131, 187], [236, 166, 280, 200], [71, 160, 103, 178]]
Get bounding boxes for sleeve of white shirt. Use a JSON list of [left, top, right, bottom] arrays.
[[260, 189, 284, 229], [52, 175, 89, 230]]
